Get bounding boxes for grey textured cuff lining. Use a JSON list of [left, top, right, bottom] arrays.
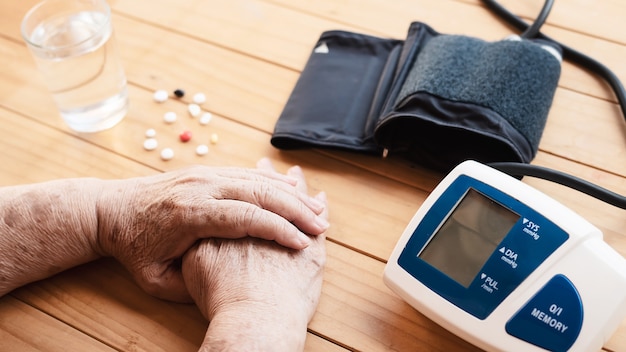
[[395, 34, 561, 152]]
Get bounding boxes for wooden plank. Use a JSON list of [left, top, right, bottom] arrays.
[[475, 0, 626, 46], [0, 295, 116, 352], [7, 62, 626, 274], [305, 334, 350, 352], [119, 0, 626, 104], [2, 6, 626, 181], [80, 15, 626, 180], [1, 22, 626, 259], [261, 0, 626, 171], [1, 117, 623, 351], [262, 0, 626, 104], [0, 98, 475, 352], [2, 15, 626, 185], [0, 96, 437, 351], [0, 108, 158, 186], [0, 1, 625, 351], [12, 247, 481, 352], [0, 85, 424, 261], [11, 260, 209, 352], [0, 107, 349, 351], [3, 0, 625, 107], [104, 1, 626, 182], [0, 31, 429, 262], [607, 317, 626, 352], [0, 111, 464, 352]]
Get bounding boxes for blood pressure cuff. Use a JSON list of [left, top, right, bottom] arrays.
[[271, 22, 562, 172]]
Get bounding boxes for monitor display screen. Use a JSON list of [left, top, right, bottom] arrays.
[[418, 188, 520, 287]]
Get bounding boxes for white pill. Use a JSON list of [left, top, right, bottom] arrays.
[[199, 112, 213, 125], [188, 103, 201, 117], [145, 128, 156, 138], [160, 148, 174, 160], [210, 133, 219, 144], [192, 93, 207, 105], [196, 144, 209, 156], [153, 89, 168, 103], [163, 111, 177, 123], [143, 138, 158, 151]]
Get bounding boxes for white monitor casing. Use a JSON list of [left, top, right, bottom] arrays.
[[383, 160, 626, 351]]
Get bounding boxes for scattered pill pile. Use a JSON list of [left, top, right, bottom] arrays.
[[146, 88, 218, 161]]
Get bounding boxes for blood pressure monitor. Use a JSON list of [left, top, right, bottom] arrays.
[[383, 160, 626, 351]]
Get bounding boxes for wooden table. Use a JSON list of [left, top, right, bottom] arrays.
[[1, 0, 625, 351]]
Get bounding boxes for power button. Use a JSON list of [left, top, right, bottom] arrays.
[[505, 275, 583, 351]]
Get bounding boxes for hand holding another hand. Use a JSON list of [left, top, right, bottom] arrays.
[[95, 159, 329, 302], [182, 159, 328, 351]]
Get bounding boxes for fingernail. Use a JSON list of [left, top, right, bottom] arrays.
[[256, 157, 272, 169], [309, 196, 325, 210], [284, 176, 299, 186], [315, 215, 330, 230], [288, 165, 303, 176], [298, 231, 312, 247], [315, 191, 327, 203]]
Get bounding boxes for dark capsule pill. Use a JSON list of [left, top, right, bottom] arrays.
[[173, 89, 185, 98]]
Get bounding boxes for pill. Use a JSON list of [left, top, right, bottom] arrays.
[[160, 148, 174, 160], [145, 128, 156, 138], [153, 89, 168, 103], [164, 111, 177, 123], [192, 93, 206, 104], [179, 130, 192, 143], [188, 103, 201, 117], [196, 144, 209, 156], [210, 133, 219, 144], [143, 138, 158, 151], [199, 112, 212, 125], [174, 89, 185, 98]]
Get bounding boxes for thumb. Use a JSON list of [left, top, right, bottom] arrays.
[[135, 262, 194, 303]]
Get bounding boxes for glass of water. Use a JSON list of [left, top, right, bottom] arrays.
[[21, 0, 128, 133]]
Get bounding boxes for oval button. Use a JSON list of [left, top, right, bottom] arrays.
[[505, 275, 583, 352]]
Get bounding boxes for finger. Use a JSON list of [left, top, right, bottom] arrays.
[[315, 191, 329, 221], [257, 158, 309, 195], [285, 165, 326, 216], [238, 180, 328, 234], [255, 159, 324, 215], [286, 164, 327, 214], [214, 162, 327, 233], [199, 163, 323, 215], [256, 157, 277, 172], [257, 158, 323, 211], [215, 173, 325, 217], [287, 165, 308, 194], [214, 166, 298, 187], [256, 158, 301, 188], [311, 192, 329, 243], [198, 199, 314, 249], [134, 263, 194, 303]]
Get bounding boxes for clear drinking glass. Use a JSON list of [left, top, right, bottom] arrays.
[[21, 0, 128, 133]]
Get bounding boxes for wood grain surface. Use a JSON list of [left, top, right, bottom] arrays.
[[1, 0, 624, 350]]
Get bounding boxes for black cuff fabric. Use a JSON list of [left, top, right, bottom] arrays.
[[271, 30, 403, 153], [271, 22, 562, 172]]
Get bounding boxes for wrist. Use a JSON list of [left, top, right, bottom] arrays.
[[94, 178, 140, 258], [0, 178, 105, 295], [200, 303, 308, 352]]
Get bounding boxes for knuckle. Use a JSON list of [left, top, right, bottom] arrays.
[[240, 205, 263, 230], [137, 268, 165, 297], [253, 182, 278, 206]]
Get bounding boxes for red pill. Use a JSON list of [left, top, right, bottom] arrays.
[[179, 130, 192, 142]]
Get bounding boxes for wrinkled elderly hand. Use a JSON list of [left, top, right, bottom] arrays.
[[95, 161, 328, 302], [182, 159, 327, 351]]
